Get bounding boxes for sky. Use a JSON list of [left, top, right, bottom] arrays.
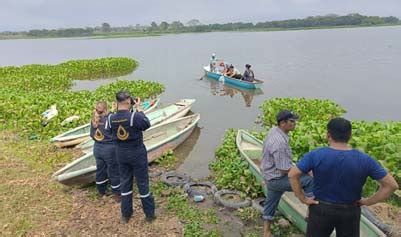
[[1, 0, 401, 31]]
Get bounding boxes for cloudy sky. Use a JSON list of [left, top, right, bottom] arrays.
[[1, 0, 401, 31]]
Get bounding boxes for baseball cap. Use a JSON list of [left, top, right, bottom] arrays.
[[276, 110, 299, 123]]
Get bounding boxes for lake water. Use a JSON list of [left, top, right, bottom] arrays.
[[1, 26, 400, 178]]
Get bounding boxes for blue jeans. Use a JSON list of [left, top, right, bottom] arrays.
[[263, 175, 314, 221]]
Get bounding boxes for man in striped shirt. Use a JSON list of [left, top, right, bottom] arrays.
[[262, 110, 314, 237]]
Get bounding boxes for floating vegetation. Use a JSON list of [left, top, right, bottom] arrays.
[[0, 58, 164, 139], [212, 98, 401, 200]]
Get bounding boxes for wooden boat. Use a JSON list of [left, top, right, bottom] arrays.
[[53, 114, 200, 186], [203, 65, 263, 89], [77, 99, 196, 153], [50, 98, 160, 148], [236, 130, 386, 237]]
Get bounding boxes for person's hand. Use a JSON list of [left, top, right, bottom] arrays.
[[357, 198, 371, 206], [135, 97, 142, 111], [111, 101, 117, 112], [300, 196, 319, 205]]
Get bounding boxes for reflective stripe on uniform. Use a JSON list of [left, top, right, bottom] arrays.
[[130, 111, 136, 127], [96, 179, 109, 185], [121, 191, 133, 196], [111, 184, 121, 189], [139, 192, 150, 198], [107, 114, 112, 129]]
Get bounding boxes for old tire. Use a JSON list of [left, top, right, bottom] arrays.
[[183, 181, 218, 197], [149, 170, 163, 178], [161, 171, 190, 187], [214, 189, 251, 209]]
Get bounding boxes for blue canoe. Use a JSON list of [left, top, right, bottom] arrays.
[[203, 65, 263, 89]]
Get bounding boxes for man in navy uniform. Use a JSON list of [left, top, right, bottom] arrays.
[[108, 91, 155, 223]]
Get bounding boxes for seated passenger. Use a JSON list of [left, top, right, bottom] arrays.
[[242, 64, 255, 82], [224, 65, 235, 77]]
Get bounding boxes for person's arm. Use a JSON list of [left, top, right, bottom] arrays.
[[288, 152, 319, 205], [288, 166, 318, 205], [359, 174, 398, 206], [133, 111, 151, 131], [272, 148, 292, 174]]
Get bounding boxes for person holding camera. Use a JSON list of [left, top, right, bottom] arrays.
[[107, 91, 155, 224], [90, 101, 121, 200]]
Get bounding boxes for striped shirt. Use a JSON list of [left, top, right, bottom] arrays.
[[261, 126, 293, 181]]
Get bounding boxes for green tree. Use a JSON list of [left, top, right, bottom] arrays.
[[159, 21, 169, 31], [101, 23, 111, 32]]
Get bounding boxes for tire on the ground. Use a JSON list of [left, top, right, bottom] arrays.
[[214, 189, 251, 209], [160, 171, 190, 187], [149, 170, 163, 178], [183, 181, 218, 197]]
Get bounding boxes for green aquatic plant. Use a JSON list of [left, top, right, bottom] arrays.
[[0, 58, 164, 139]]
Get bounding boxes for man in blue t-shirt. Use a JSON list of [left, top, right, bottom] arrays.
[[288, 117, 398, 237]]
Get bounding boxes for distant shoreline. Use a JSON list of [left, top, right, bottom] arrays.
[[1, 23, 400, 41]]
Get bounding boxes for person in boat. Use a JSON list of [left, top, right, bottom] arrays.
[[289, 117, 398, 237], [261, 110, 314, 237], [224, 65, 235, 77], [107, 91, 155, 224], [209, 53, 217, 72], [242, 64, 255, 82], [90, 101, 121, 201]]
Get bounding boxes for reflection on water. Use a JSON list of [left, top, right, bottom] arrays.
[[203, 76, 264, 107], [175, 125, 201, 164]]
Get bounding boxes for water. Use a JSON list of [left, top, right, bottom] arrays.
[[1, 26, 401, 178]]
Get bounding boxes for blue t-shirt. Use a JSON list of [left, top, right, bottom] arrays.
[[297, 147, 387, 204]]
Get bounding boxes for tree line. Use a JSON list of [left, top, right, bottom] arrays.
[[1, 14, 399, 38]]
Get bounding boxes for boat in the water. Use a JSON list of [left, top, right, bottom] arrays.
[[50, 98, 160, 148], [236, 129, 386, 237], [203, 65, 263, 89], [53, 114, 200, 186], [77, 99, 196, 153]]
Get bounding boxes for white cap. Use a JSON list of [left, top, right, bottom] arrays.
[[212, 53, 216, 57]]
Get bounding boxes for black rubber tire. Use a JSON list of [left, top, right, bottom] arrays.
[[160, 171, 190, 187], [214, 189, 251, 209], [183, 181, 218, 197], [149, 170, 163, 178]]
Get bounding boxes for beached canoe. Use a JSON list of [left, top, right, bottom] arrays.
[[203, 65, 263, 89], [53, 114, 200, 186], [50, 98, 160, 148], [236, 130, 386, 237], [77, 99, 196, 153]]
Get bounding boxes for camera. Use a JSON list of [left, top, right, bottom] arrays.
[[129, 96, 136, 105]]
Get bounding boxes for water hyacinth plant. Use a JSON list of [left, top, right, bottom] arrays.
[[0, 58, 164, 139], [212, 98, 401, 201]]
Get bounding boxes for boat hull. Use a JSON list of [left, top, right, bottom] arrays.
[[53, 114, 200, 186], [51, 98, 160, 148], [77, 99, 195, 153], [204, 66, 263, 89]]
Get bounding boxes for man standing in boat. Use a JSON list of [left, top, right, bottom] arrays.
[[108, 91, 156, 224], [289, 117, 398, 237], [261, 110, 314, 237], [90, 101, 121, 200], [210, 53, 217, 72]]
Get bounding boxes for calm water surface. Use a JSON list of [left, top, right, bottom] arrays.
[[1, 26, 400, 178]]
